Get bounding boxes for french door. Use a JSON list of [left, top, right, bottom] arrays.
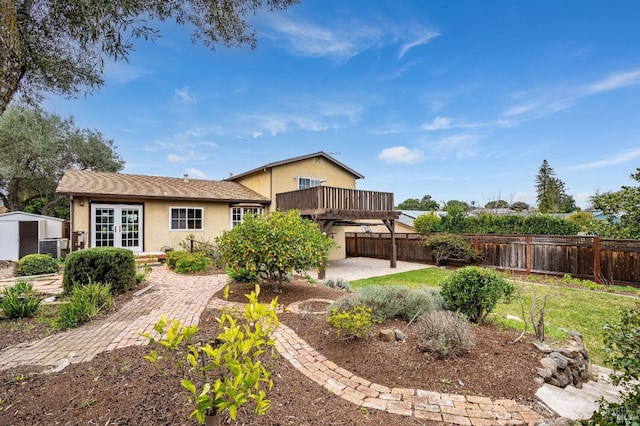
[[91, 204, 143, 252]]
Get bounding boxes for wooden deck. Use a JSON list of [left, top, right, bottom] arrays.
[[276, 186, 400, 220]]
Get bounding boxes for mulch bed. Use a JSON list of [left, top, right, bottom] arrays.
[[0, 274, 550, 425]]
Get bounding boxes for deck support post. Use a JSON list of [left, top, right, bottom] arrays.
[[383, 219, 397, 268]]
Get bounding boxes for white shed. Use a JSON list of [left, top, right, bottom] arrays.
[[0, 212, 66, 261]]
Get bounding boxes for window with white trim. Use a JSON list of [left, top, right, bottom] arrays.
[[170, 207, 203, 230], [298, 177, 323, 190], [231, 207, 263, 228]]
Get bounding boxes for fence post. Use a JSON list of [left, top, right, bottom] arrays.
[[526, 236, 531, 274], [594, 236, 601, 284], [474, 234, 479, 251], [190, 239, 194, 253]]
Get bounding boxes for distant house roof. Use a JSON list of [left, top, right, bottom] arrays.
[[57, 170, 270, 203], [397, 210, 445, 228], [226, 151, 365, 182]]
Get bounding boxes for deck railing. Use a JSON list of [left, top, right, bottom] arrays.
[[276, 186, 395, 212]]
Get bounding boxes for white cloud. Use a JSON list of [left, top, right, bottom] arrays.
[[268, 17, 438, 64], [184, 168, 206, 178], [565, 148, 640, 171], [168, 153, 187, 162], [422, 116, 453, 131], [103, 60, 149, 83], [427, 133, 480, 159], [590, 69, 640, 93], [378, 146, 423, 164], [398, 30, 440, 59], [174, 87, 197, 104]]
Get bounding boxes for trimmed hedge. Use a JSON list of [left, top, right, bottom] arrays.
[[16, 254, 58, 276], [63, 248, 136, 294]]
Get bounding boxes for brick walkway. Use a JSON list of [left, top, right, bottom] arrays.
[[0, 266, 228, 371]]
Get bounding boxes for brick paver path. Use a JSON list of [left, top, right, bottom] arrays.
[[0, 266, 228, 371]]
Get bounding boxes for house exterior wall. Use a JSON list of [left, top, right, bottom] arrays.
[[71, 197, 233, 252], [235, 157, 358, 212]]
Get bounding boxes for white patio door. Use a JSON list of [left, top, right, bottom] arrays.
[[91, 204, 143, 252]]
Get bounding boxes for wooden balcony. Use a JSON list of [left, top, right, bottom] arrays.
[[276, 186, 400, 221]]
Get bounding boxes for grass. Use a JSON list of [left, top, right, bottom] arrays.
[[351, 266, 638, 365], [349, 267, 450, 290]]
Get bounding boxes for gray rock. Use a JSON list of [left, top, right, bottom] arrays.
[[393, 329, 407, 342], [538, 367, 554, 379], [534, 341, 553, 353], [541, 357, 559, 373], [549, 352, 571, 370]]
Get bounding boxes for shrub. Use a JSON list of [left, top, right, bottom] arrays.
[[56, 283, 113, 329], [216, 210, 336, 290], [590, 303, 640, 425], [440, 266, 514, 323], [424, 234, 479, 266], [227, 266, 259, 282], [0, 281, 43, 318], [415, 310, 476, 358], [63, 248, 136, 294], [322, 278, 350, 292], [142, 285, 279, 423], [16, 254, 58, 276], [166, 251, 210, 274], [414, 212, 441, 233], [327, 305, 373, 340], [328, 285, 443, 323]]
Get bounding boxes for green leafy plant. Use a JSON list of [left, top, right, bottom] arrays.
[[63, 247, 136, 294], [16, 254, 58, 276], [1, 281, 43, 318], [413, 212, 441, 233], [216, 210, 337, 291], [423, 233, 480, 266], [166, 251, 210, 274], [589, 303, 640, 425], [135, 265, 152, 284], [227, 266, 259, 282], [143, 285, 279, 424], [440, 266, 514, 323], [415, 310, 476, 359], [327, 305, 373, 340], [56, 283, 113, 329]]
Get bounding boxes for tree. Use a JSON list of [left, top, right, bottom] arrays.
[[413, 212, 441, 233], [0, 105, 124, 216], [216, 210, 337, 291], [484, 200, 509, 209], [510, 201, 530, 211], [592, 168, 640, 239], [566, 211, 596, 234], [396, 194, 439, 211], [535, 160, 575, 213], [0, 0, 298, 114], [443, 200, 470, 212]]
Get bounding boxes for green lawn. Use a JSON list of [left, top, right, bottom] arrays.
[[351, 267, 638, 365]]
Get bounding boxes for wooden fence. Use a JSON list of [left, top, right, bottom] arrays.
[[345, 233, 640, 286]]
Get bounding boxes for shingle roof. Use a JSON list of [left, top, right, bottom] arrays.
[[226, 151, 365, 181], [57, 170, 270, 203]]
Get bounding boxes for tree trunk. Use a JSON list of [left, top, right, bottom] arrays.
[[7, 177, 22, 211], [0, 0, 23, 115]]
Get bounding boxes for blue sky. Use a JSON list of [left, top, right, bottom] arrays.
[[44, 0, 640, 209]]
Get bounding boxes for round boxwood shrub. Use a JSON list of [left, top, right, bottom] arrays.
[[16, 254, 58, 276], [63, 248, 136, 294], [440, 266, 514, 323]]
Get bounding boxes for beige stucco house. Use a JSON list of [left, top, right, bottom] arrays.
[[57, 152, 400, 263]]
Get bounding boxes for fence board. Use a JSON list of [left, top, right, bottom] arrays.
[[345, 233, 640, 286]]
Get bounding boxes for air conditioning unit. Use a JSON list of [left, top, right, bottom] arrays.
[[38, 238, 69, 259]]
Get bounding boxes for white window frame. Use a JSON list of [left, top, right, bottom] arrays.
[[297, 177, 323, 190], [169, 207, 204, 231], [231, 207, 263, 228]]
